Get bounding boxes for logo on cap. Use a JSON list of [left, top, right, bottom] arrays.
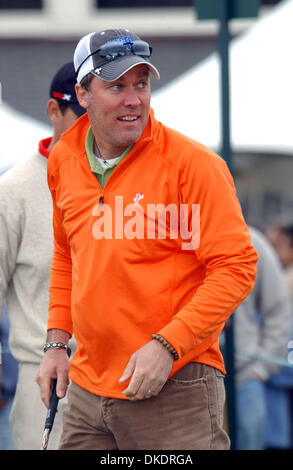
[[52, 91, 73, 102]]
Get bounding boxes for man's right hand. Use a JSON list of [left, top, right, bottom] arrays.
[[36, 348, 70, 408]]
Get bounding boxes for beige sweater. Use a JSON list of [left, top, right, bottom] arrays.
[[0, 152, 74, 363], [234, 227, 292, 386]]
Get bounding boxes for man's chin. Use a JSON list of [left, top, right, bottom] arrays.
[[118, 131, 143, 148]]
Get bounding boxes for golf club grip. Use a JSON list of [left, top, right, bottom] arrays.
[[44, 379, 58, 430], [44, 347, 71, 431]]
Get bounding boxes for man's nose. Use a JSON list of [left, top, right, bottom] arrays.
[[124, 87, 141, 106]]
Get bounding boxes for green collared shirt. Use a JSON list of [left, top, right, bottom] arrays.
[[85, 127, 132, 189]]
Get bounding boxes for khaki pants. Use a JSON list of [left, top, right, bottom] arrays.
[[10, 362, 67, 450], [59, 363, 230, 450]]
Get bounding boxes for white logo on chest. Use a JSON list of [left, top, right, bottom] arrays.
[[133, 193, 144, 206]]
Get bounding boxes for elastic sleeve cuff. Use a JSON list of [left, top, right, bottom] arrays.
[[47, 309, 73, 337], [157, 318, 196, 359]]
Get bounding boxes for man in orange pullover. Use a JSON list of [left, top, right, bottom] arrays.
[[36, 29, 258, 450]]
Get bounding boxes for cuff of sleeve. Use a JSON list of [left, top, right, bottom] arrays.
[[47, 309, 73, 337], [157, 318, 196, 359]]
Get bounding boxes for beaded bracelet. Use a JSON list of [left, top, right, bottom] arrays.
[[152, 334, 179, 361], [43, 342, 68, 353]]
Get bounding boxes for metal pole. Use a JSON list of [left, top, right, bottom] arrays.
[[218, 0, 237, 450], [219, 0, 232, 172]]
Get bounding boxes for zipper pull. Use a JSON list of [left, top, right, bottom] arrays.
[[99, 195, 104, 204]]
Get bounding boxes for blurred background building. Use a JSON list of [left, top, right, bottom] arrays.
[[0, 0, 290, 229]]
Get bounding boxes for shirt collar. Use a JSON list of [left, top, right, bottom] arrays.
[[38, 137, 52, 159]]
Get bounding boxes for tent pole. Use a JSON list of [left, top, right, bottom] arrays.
[[219, 0, 237, 451], [219, 0, 232, 173]]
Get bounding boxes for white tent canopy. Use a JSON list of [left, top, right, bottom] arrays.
[[0, 102, 51, 174], [151, 0, 293, 155]]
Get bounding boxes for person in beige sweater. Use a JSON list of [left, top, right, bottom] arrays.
[[0, 62, 85, 449]]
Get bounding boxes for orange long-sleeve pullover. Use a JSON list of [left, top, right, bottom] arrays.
[[47, 109, 258, 398]]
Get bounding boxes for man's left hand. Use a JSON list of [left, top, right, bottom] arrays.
[[119, 339, 174, 401]]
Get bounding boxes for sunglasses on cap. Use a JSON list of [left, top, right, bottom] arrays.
[[76, 40, 152, 78], [98, 40, 152, 59]]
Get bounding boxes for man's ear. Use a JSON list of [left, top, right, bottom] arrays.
[[47, 99, 62, 123], [75, 83, 89, 109]]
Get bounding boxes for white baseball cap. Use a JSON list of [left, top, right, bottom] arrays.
[[74, 28, 160, 83]]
